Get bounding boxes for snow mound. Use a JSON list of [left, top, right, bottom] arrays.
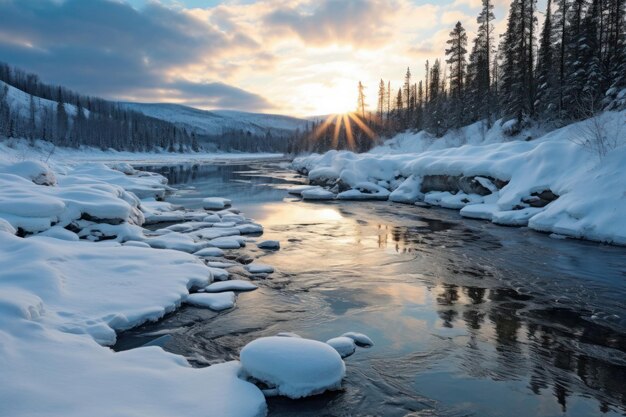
[[205, 280, 258, 293], [203, 197, 232, 210], [194, 247, 225, 257], [240, 336, 346, 399], [186, 292, 236, 311], [326, 337, 356, 358], [257, 240, 280, 250], [245, 264, 275, 274], [301, 187, 336, 201], [341, 332, 374, 348]]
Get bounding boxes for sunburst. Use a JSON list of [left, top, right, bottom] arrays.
[[310, 112, 377, 150]]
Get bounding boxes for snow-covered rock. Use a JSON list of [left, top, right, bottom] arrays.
[[341, 332, 374, 348], [301, 187, 336, 201], [203, 197, 232, 210], [240, 336, 346, 399], [326, 337, 356, 358], [245, 264, 274, 274], [257, 240, 280, 250], [205, 280, 258, 293], [186, 292, 236, 311], [194, 247, 225, 257]]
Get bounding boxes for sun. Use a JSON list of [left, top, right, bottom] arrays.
[[300, 79, 358, 116]]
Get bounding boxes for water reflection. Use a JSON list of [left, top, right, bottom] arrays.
[[118, 162, 626, 417]]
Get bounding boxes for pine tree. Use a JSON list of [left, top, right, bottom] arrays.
[[377, 79, 385, 121], [446, 21, 468, 127], [357, 81, 366, 118], [536, 0, 559, 117]]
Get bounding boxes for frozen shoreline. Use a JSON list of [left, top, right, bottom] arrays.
[[292, 111, 626, 246], [0, 157, 359, 417]]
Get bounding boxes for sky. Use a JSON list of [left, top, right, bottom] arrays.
[[0, 0, 545, 116]]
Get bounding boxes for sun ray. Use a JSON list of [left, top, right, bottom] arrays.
[[332, 114, 342, 149], [342, 114, 354, 150], [347, 112, 377, 140], [312, 114, 336, 141]]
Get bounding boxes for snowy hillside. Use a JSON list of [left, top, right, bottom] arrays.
[[123, 102, 310, 137], [293, 111, 626, 245], [1, 79, 83, 121]]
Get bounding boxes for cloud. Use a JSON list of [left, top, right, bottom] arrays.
[[0, 0, 272, 111], [263, 0, 396, 47], [163, 80, 276, 111]]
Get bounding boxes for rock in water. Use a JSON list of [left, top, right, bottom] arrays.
[[240, 336, 345, 399], [257, 240, 280, 250]]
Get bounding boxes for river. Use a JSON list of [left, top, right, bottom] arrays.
[[115, 161, 626, 417]]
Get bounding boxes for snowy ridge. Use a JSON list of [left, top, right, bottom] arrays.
[[123, 102, 309, 136], [293, 111, 626, 245]]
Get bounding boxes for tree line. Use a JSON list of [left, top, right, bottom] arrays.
[[365, 0, 625, 138]]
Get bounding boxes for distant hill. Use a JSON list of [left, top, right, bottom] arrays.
[[122, 102, 311, 137]]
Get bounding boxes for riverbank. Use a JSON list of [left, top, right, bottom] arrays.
[[0, 158, 360, 417], [293, 111, 626, 245]]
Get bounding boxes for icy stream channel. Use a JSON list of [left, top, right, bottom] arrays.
[[116, 161, 626, 417]]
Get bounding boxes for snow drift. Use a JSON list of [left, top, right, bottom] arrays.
[[293, 111, 626, 245]]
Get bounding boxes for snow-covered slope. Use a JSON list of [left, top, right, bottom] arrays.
[[1, 79, 83, 121], [123, 102, 309, 136], [293, 111, 626, 245]]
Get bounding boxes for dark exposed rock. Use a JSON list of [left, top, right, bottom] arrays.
[[421, 174, 507, 196], [80, 212, 124, 225], [523, 189, 559, 208], [421, 175, 461, 193]]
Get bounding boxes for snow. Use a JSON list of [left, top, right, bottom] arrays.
[[205, 280, 258, 293], [257, 239, 280, 250], [240, 336, 346, 399], [122, 102, 308, 137], [293, 111, 626, 245], [203, 197, 232, 210], [326, 336, 357, 358], [341, 332, 374, 348], [245, 263, 275, 274], [301, 187, 336, 200], [186, 292, 236, 311], [0, 156, 286, 417], [287, 185, 319, 195], [337, 181, 391, 201], [194, 247, 226, 257]]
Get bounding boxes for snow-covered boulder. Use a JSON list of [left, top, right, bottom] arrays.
[[205, 280, 258, 293], [245, 264, 274, 274], [341, 332, 374, 348], [203, 197, 232, 210], [337, 182, 390, 201], [257, 240, 280, 250], [186, 292, 236, 311], [301, 187, 335, 201], [194, 247, 225, 257], [240, 336, 346, 398], [326, 337, 356, 358], [0, 160, 57, 185]]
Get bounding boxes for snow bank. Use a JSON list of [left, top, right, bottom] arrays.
[[240, 336, 346, 398], [0, 158, 283, 417], [293, 111, 626, 245]]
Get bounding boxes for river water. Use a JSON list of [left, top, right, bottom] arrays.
[[116, 161, 626, 417]]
